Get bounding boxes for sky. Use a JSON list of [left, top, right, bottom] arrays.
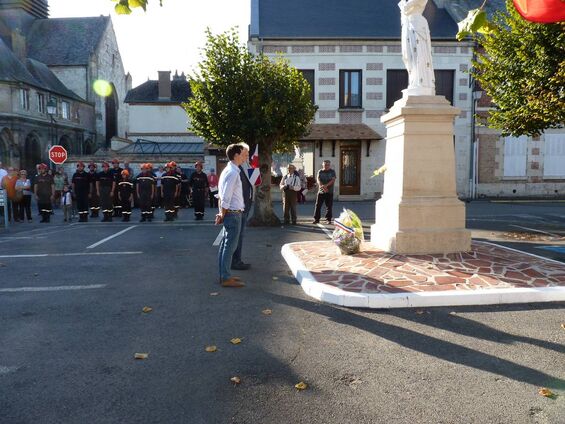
[[48, 0, 250, 87]]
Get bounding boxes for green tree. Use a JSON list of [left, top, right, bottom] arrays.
[[112, 0, 162, 15], [469, 0, 564, 136], [184, 29, 317, 226]]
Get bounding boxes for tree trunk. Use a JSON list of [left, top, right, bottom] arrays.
[[248, 142, 281, 226]]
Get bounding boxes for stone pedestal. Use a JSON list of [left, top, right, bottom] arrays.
[[371, 95, 471, 254]]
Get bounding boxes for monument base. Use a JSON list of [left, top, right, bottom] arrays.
[[370, 95, 471, 254]]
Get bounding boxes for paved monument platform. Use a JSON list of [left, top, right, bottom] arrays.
[[282, 240, 565, 309]]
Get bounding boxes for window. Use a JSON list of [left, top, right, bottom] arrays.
[[503, 135, 528, 177], [386, 69, 455, 109], [20, 89, 30, 110], [543, 134, 565, 177], [339, 70, 362, 108], [37, 93, 45, 113], [61, 101, 70, 119], [298, 69, 315, 105]]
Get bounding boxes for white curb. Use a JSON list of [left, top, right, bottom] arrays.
[[281, 242, 565, 309]]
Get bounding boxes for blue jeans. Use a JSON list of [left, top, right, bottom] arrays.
[[232, 209, 249, 265], [218, 212, 242, 281]]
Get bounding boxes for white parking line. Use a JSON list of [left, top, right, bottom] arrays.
[[86, 226, 137, 249], [212, 229, 224, 246], [0, 365, 18, 375], [0, 284, 106, 293], [0, 251, 142, 258]]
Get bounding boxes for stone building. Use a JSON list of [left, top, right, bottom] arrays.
[[0, 0, 130, 171], [249, 0, 477, 200]]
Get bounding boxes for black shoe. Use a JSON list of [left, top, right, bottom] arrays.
[[284, 220, 290, 225], [312, 220, 319, 224], [140, 217, 146, 222], [292, 221, 297, 225], [326, 219, 332, 224], [231, 262, 251, 270]]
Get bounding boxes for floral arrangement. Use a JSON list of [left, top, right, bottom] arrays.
[[332, 209, 364, 255]]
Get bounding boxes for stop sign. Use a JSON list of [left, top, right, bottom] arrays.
[[49, 145, 68, 165]]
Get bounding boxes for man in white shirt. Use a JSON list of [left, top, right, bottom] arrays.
[[279, 164, 302, 225], [216, 144, 246, 287]]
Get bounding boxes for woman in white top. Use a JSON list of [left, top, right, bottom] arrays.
[[14, 169, 32, 222], [279, 164, 302, 225]]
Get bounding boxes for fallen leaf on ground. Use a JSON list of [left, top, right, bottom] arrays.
[[33, 273, 38, 277], [205, 345, 217, 352], [210, 292, 220, 296], [230, 338, 242, 345], [561, 323, 565, 330], [142, 306, 153, 313], [415, 310, 425, 315], [230, 376, 241, 385], [538, 388, 555, 398], [262, 309, 272, 316], [272, 276, 279, 281], [160, 237, 164, 239], [134, 353, 149, 360], [295, 382, 308, 390]]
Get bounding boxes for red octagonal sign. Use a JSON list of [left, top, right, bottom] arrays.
[[49, 145, 68, 165]]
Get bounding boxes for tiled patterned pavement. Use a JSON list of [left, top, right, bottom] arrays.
[[282, 240, 565, 308]]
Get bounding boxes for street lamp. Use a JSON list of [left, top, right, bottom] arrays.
[[46, 97, 57, 170]]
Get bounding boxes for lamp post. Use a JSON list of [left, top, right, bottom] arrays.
[[46, 97, 57, 170]]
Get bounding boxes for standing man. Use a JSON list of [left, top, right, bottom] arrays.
[[72, 161, 90, 222], [162, 162, 180, 222], [279, 164, 302, 225], [34, 163, 54, 223], [312, 160, 336, 224], [216, 144, 246, 288], [189, 161, 209, 220], [232, 143, 252, 270], [154, 165, 165, 209], [136, 163, 156, 222], [110, 159, 123, 217], [97, 161, 116, 222], [87, 162, 100, 218], [118, 170, 134, 222]]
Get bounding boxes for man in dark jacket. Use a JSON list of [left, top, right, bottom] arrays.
[[188, 161, 209, 220], [232, 143, 253, 270], [34, 163, 54, 223], [72, 161, 90, 222]]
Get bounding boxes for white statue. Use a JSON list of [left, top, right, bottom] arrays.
[[399, 0, 435, 96]]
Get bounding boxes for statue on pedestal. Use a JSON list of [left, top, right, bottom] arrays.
[[399, 0, 435, 96]]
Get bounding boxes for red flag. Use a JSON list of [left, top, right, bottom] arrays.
[[247, 145, 262, 186], [513, 0, 565, 23]]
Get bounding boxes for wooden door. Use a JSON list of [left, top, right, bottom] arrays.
[[339, 144, 361, 195]]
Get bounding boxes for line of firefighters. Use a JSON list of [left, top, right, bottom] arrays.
[[33, 160, 211, 223]]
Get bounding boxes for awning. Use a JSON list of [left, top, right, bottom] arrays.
[[300, 124, 383, 141], [116, 140, 204, 155]]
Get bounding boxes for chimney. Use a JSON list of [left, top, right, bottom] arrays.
[[158, 71, 171, 100], [12, 29, 27, 60]]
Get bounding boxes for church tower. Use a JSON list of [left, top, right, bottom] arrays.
[[0, 0, 49, 31]]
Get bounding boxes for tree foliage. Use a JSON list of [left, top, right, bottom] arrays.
[[112, 0, 162, 15], [470, 0, 564, 136], [184, 29, 317, 225]]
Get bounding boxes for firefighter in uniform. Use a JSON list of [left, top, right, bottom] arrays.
[[189, 161, 209, 220], [148, 163, 157, 220], [97, 161, 116, 222], [162, 162, 180, 222], [118, 169, 134, 222], [110, 159, 123, 217], [34, 163, 54, 223], [88, 162, 100, 218], [178, 167, 190, 208], [72, 161, 90, 222], [136, 163, 156, 222]]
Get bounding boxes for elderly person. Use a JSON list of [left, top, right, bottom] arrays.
[[14, 169, 32, 222], [2, 166, 19, 222], [279, 164, 302, 225]]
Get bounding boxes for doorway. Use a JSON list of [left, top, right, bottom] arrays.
[[339, 144, 361, 195]]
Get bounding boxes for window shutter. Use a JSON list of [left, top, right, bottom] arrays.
[[503, 135, 528, 177], [543, 134, 565, 177]]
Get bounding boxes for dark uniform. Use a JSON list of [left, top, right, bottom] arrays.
[[136, 169, 155, 222], [88, 167, 100, 218], [110, 162, 123, 216], [72, 168, 90, 222], [97, 168, 115, 222], [179, 171, 190, 208], [189, 170, 209, 220], [118, 177, 134, 222], [35, 169, 54, 223], [162, 170, 180, 221]]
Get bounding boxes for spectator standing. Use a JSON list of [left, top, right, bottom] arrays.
[[207, 168, 219, 208], [297, 169, 307, 204], [279, 164, 302, 225], [0, 162, 6, 219], [2, 167, 19, 222], [154, 165, 165, 208], [232, 144, 253, 271], [60, 184, 72, 222], [53, 171, 65, 208], [312, 160, 336, 224], [189, 161, 209, 220], [14, 169, 32, 222]]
